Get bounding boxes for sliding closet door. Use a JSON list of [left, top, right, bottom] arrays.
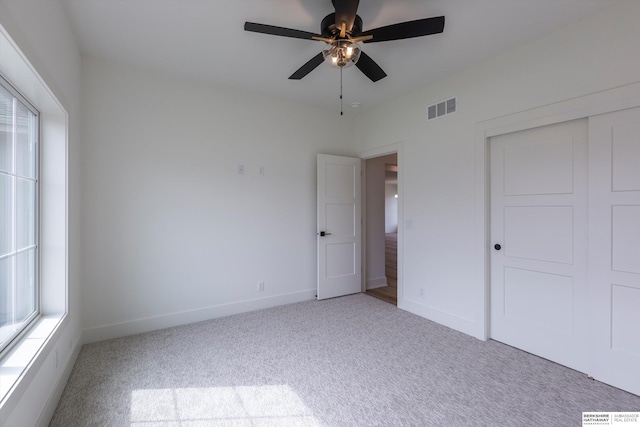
[[490, 119, 589, 373], [588, 107, 640, 396]]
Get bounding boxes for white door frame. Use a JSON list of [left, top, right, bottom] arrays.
[[474, 81, 640, 341], [359, 142, 404, 307]]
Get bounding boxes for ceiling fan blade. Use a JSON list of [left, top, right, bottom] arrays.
[[244, 22, 320, 40], [333, 0, 359, 33], [362, 16, 445, 43], [289, 53, 325, 80], [355, 51, 387, 82]]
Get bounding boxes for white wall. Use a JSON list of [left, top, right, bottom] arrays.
[[354, 2, 640, 338], [80, 57, 356, 341], [0, 0, 83, 426]]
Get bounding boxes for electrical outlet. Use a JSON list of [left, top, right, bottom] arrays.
[[257, 281, 265, 292], [238, 164, 245, 175], [419, 288, 424, 298]]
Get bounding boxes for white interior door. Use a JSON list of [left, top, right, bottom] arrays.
[[588, 107, 640, 396], [490, 119, 589, 373], [317, 154, 361, 300]]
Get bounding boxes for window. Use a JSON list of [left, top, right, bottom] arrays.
[[0, 75, 39, 353]]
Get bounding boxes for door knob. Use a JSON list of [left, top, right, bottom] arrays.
[[494, 244, 502, 250], [319, 231, 332, 237]]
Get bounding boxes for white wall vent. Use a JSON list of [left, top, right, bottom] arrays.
[[426, 97, 457, 121]]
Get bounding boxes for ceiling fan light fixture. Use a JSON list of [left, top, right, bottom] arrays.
[[322, 40, 361, 69]]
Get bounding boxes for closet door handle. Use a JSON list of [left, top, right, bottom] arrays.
[[494, 244, 502, 251]]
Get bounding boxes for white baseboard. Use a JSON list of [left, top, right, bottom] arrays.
[[366, 277, 387, 290], [399, 297, 483, 340], [82, 289, 317, 344]]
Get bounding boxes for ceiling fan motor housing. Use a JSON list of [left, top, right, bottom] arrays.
[[321, 13, 363, 38]]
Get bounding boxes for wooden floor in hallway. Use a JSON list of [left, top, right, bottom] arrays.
[[366, 232, 397, 305]]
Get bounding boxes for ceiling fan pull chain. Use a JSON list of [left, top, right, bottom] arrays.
[[340, 66, 344, 116]]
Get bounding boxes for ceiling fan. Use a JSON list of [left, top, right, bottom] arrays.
[[244, 0, 445, 82]]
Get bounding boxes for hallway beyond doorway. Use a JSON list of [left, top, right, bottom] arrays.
[[366, 232, 397, 305]]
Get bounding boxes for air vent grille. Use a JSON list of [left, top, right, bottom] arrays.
[[426, 97, 457, 120]]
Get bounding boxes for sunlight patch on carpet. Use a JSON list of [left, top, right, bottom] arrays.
[[130, 384, 323, 426]]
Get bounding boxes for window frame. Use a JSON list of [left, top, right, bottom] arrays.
[[0, 72, 40, 356]]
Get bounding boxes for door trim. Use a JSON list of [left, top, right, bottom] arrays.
[[474, 80, 640, 341], [359, 143, 404, 308]]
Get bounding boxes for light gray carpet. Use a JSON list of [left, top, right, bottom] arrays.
[[50, 294, 640, 426]]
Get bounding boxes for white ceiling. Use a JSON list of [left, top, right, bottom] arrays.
[[61, 0, 612, 113]]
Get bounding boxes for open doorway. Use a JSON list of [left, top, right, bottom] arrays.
[[365, 153, 398, 305]]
